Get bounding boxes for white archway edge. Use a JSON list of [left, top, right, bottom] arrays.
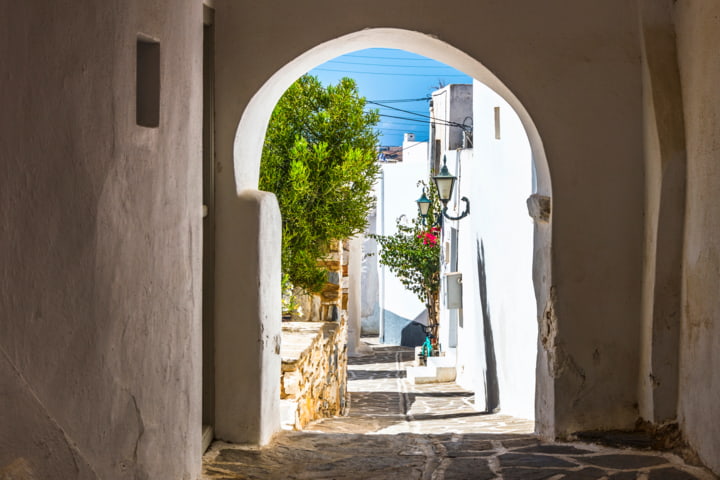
[[214, 190, 282, 445], [229, 27, 554, 438], [233, 28, 551, 199]]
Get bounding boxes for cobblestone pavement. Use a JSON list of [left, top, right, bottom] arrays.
[[203, 342, 717, 480]]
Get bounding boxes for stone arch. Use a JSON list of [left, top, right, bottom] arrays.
[[221, 27, 554, 443]]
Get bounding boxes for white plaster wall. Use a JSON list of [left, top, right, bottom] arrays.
[[675, 0, 720, 473], [450, 81, 536, 421], [361, 209, 381, 335], [0, 1, 203, 478], [637, 0, 686, 425], [347, 235, 364, 354], [376, 140, 430, 328], [214, 191, 281, 445]]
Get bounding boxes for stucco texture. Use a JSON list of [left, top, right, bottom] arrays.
[[0, 1, 203, 478], [675, 0, 720, 472]]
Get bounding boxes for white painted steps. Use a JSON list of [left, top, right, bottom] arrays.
[[406, 348, 457, 384]]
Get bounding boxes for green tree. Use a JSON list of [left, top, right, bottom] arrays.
[[260, 75, 381, 292]]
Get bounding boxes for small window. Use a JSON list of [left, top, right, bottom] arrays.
[[136, 38, 160, 127], [494, 106, 501, 140]]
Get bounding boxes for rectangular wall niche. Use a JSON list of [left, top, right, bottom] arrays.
[[136, 37, 160, 127]]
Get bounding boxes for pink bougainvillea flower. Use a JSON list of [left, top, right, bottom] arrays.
[[421, 232, 438, 245]]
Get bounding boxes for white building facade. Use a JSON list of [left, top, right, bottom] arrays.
[[438, 81, 537, 421]]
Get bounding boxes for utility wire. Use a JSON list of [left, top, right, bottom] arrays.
[[379, 113, 461, 129], [379, 114, 431, 124], [367, 97, 431, 103], [401, 141, 428, 152], [343, 53, 444, 62], [380, 122, 431, 128], [378, 129, 418, 133], [325, 59, 462, 70], [313, 67, 471, 78], [378, 140, 428, 153], [370, 101, 469, 130]]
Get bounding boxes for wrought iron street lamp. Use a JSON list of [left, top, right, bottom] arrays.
[[416, 188, 432, 217], [432, 155, 470, 221], [415, 186, 443, 227]]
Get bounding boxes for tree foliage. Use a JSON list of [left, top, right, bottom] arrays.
[[260, 75, 380, 292], [372, 222, 440, 304]]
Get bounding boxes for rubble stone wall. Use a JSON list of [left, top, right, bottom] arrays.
[[280, 320, 348, 429]]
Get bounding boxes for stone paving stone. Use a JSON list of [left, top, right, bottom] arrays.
[[202, 340, 718, 480], [442, 438, 495, 457], [499, 452, 580, 468], [311, 455, 422, 473], [576, 430, 655, 449], [516, 444, 595, 455], [607, 472, 640, 480], [501, 437, 543, 449], [648, 467, 701, 479], [575, 453, 669, 469], [500, 467, 569, 479], [443, 457, 496, 479], [560, 467, 611, 479]]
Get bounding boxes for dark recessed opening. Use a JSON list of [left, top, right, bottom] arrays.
[[137, 38, 160, 127]]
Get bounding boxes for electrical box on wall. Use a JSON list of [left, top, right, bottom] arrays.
[[445, 272, 462, 309]]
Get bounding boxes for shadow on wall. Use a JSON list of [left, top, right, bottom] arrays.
[[383, 309, 428, 347], [478, 239, 500, 413]]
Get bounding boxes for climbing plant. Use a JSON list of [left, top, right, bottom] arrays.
[[260, 75, 381, 293], [371, 182, 442, 344]]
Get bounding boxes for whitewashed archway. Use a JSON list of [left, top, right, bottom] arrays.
[[226, 27, 554, 440]]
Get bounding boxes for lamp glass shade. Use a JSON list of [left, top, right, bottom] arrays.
[[416, 190, 431, 217], [433, 162, 456, 203]]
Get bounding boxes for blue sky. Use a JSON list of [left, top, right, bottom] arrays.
[[309, 48, 472, 147]]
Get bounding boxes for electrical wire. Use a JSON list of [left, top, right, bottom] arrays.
[[380, 123, 429, 129], [378, 114, 430, 124], [324, 59, 462, 70], [378, 113, 461, 129], [400, 141, 428, 152], [367, 97, 431, 103], [377, 113, 465, 129], [370, 101, 469, 130], [342, 52, 444, 62], [378, 140, 428, 154], [312, 67, 471, 78], [378, 128, 427, 133]]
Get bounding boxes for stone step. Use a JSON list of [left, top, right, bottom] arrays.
[[280, 399, 298, 430], [427, 352, 456, 368], [406, 365, 457, 384]]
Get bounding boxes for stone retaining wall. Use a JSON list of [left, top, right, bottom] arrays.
[[280, 319, 348, 430]]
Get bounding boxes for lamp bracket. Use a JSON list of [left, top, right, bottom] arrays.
[[442, 197, 470, 221], [421, 213, 443, 228]]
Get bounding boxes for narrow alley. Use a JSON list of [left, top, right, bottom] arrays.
[[202, 341, 714, 480]]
